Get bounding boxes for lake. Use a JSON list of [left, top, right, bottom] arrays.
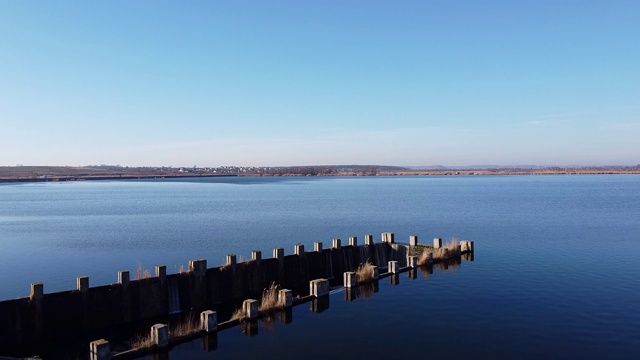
[[1, 175, 639, 359]]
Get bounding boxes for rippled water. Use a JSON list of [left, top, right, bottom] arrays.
[[1, 175, 639, 359]]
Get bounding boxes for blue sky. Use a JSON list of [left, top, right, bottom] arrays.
[[1, 1, 638, 167]]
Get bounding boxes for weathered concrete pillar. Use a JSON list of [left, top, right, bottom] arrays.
[[189, 259, 208, 310], [310, 279, 329, 297], [155, 265, 166, 281], [388, 261, 399, 274], [30, 283, 43, 301], [226, 254, 237, 267], [467, 240, 474, 252], [408, 256, 418, 268], [343, 272, 356, 288], [409, 235, 419, 246], [251, 250, 262, 262], [372, 266, 379, 280], [278, 289, 292, 308], [460, 240, 468, 252], [118, 271, 129, 287], [200, 310, 217, 333], [151, 324, 169, 347], [189, 259, 207, 276], [243, 299, 258, 319], [314, 242, 323, 252], [433, 237, 442, 249], [349, 236, 357, 247], [273, 248, 284, 260], [382, 232, 395, 243], [30, 282, 44, 342], [332, 238, 341, 249], [89, 339, 110, 360], [365, 234, 374, 245], [77, 276, 89, 292], [294, 244, 305, 256]]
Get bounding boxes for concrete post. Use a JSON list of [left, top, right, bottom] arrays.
[[349, 236, 357, 247], [273, 248, 284, 260], [251, 250, 262, 262], [314, 242, 323, 252], [382, 232, 395, 243], [155, 265, 166, 281], [151, 324, 169, 347], [467, 240, 474, 252], [409, 235, 419, 246], [372, 266, 379, 280], [77, 276, 89, 292], [30, 283, 43, 302], [408, 256, 418, 268], [226, 254, 237, 267], [332, 238, 341, 249], [200, 310, 217, 333], [433, 237, 442, 249], [243, 299, 258, 319], [310, 279, 329, 297], [278, 289, 292, 308], [343, 272, 356, 288], [388, 261, 400, 274], [89, 339, 111, 360], [460, 240, 468, 252], [118, 271, 129, 287], [365, 234, 374, 245], [294, 244, 305, 256], [189, 259, 207, 276]]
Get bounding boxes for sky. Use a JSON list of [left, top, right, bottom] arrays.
[[0, 1, 638, 167]]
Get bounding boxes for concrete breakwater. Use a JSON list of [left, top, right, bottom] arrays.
[[0, 233, 473, 356]]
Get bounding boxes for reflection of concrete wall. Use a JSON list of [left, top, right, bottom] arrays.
[[0, 242, 410, 352]]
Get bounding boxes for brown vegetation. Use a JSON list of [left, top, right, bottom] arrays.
[[355, 262, 376, 283]]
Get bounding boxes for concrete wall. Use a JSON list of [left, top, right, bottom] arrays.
[[0, 241, 412, 353]]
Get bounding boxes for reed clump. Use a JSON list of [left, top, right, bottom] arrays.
[[169, 315, 200, 339], [417, 237, 460, 265], [355, 261, 376, 283], [258, 282, 282, 313], [130, 332, 154, 351], [231, 308, 246, 321], [136, 262, 152, 280]]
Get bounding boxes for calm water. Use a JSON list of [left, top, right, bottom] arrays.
[[1, 175, 639, 359]]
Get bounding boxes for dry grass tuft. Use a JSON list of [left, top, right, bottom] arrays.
[[169, 315, 200, 338], [130, 332, 154, 350], [355, 262, 375, 283], [417, 237, 460, 265], [136, 262, 152, 280], [259, 282, 281, 313], [231, 308, 246, 321]]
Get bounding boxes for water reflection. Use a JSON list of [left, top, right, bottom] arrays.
[[200, 333, 217, 352], [241, 320, 259, 336], [343, 281, 380, 302], [141, 261, 464, 359], [389, 274, 400, 286], [311, 297, 330, 313]]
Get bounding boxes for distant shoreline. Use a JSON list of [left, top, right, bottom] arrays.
[[1, 165, 639, 183]]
